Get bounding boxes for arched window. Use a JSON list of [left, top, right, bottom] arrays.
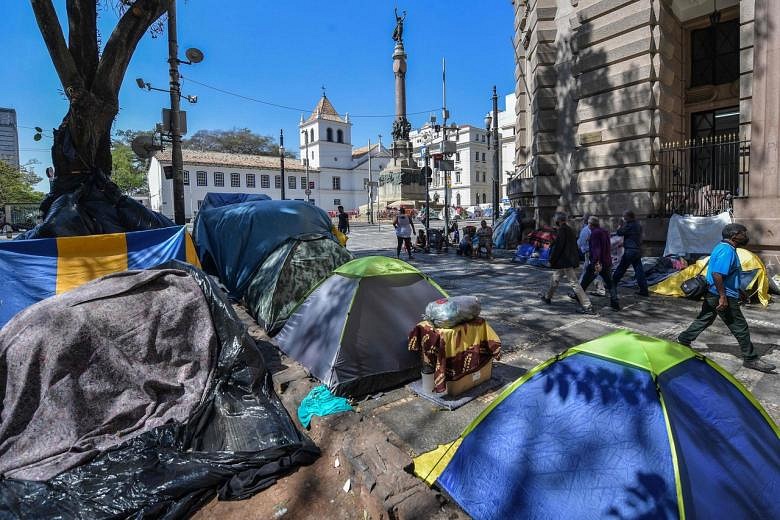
[[337, 129, 344, 143], [482, 193, 487, 204], [310, 129, 314, 142], [326, 128, 333, 142]]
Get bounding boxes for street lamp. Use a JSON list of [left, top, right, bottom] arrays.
[[485, 86, 500, 225], [134, 1, 203, 225], [279, 129, 286, 200]]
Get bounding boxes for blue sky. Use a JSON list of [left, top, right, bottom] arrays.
[[2, 1, 516, 191]]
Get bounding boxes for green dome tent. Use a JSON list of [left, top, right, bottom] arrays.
[[244, 234, 353, 336], [275, 256, 447, 397]]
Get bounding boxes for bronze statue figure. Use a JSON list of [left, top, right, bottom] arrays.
[[392, 8, 406, 43]]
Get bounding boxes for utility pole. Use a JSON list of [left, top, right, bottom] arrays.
[[491, 86, 500, 224], [368, 138, 373, 224], [280, 129, 286, 200], [302, 129, 309, 203], [167, 0, 185, 225]]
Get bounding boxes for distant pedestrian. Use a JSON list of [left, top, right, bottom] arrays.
[[393, 207, 415, 260], [579, 216, 620, 311], [337, 205, 350, 235], [678, 224, 775, 373], [541, 212, 593, 313], [611, 210, 649, 296], [577, 213, 606, 296]]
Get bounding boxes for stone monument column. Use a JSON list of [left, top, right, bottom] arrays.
[[379, 8, 425, 205]]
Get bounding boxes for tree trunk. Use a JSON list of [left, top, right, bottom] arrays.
[[31, 0, 167, 186]]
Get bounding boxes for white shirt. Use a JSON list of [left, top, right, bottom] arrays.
[[395, 214, 413, 238]]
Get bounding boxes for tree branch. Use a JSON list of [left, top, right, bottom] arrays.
[[30, 0, 83, 95], [94, 0, 168, 99], [66, 0, 98, 88]]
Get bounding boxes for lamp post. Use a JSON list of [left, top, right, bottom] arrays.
[[279, 129, 286, 200], [136, 0, 202, 225], [485, 85, 500, 225]]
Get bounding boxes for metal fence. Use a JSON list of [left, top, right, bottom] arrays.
[[659, 136, 749, 217], [1, 204, 41, 230]]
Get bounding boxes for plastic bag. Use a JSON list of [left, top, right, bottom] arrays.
[[423, 295, 481, 328]]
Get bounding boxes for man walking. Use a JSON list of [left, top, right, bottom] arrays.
[[577, 213, 606, 296], [612, 210, 649, 296], [678, 224, 775, 373], [337, 205, 350, 235], [579, 216, 620, 311], [541, 212, 593, 313]]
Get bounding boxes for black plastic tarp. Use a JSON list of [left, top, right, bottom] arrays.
[[0, 260, 318, 519], [17, 168, 173, 240]]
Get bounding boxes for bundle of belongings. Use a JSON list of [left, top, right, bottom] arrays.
[[0, 261, 318, 518], [512, 227, 556, 266], [651, 247, 771, 306], [617, 254, 690, 290], [409, 296, 501, 396], [491, 208, 522, 250]]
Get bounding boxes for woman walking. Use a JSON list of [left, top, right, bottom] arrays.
[[393, 207, 415, 260]]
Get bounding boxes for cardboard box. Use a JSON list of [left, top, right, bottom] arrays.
[[446, 361, 492, 397]]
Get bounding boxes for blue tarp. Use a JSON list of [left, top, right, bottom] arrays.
[[199, 192, 271, 213], [194, 200, 336, 298], [0, 226, 198, 328], [492, 208, 522, 249]]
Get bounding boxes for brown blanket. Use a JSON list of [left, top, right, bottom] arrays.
[[0, 269, 217, 481]]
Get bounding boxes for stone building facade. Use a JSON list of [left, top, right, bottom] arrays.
[[508, 0, 780, 256]]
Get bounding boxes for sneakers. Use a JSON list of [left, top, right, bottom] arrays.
[[540, 294, 552, 305], [610, 300, 621, 311], [743, 358, 776, 373], [580, 306, 597, 315], [567, 292, 578, 302]]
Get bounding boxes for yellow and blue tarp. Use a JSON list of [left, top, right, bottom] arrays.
[[651, 247, 771, 306], [0, 226, 199, 327], [413, 331, 779, 520]]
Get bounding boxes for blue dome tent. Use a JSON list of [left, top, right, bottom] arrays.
[[414, 330, 779, 519]]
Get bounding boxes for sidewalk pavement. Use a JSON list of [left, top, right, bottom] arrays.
[[196, 225, 779, 519]]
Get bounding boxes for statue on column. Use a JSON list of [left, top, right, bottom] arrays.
[[392, 8, 406, 43]]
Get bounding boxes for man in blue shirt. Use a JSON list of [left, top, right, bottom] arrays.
[[678, 224, 775, 373]]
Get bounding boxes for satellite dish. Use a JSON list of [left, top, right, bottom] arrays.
[[185, 48, 204, 64], [131, 135, 163, 159]]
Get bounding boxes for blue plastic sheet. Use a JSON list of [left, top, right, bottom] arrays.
[[199, 192, 271, 213], [194, 200, 336, 298]]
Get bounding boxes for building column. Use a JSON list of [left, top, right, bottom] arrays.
[[735, 0, 780, 252]]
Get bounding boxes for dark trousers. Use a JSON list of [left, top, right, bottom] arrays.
[[678, 295, 757, 359], [612, 249, 648, 294], [581, 263, 618, 304], [396, 236, 412, 256]]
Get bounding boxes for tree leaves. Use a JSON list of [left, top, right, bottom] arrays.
[[0, 161, 45, 204], [182, 128, 294, 157]]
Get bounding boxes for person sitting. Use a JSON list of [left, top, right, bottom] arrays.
[[457, 230, 474, 257], [476, 220, 493, 259], [414, 229, 427, 252]]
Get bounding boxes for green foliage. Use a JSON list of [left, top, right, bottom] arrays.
[[0, 161, 45, 204], [111, 143, 148, 195], [183, 127, 294, 157]]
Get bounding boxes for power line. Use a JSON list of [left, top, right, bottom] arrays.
[[180, 75, 438, 119]]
